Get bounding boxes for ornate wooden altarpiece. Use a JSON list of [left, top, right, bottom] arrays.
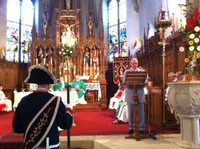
[[113, 57, 130, 85], [30, 3, 108, 108]]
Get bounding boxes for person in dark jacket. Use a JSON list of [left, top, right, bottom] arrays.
[[12, 65, 73, 149]]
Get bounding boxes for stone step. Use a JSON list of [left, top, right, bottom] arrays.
[[74, 102, 106, 112]]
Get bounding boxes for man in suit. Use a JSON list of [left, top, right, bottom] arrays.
[[123, 58, 146, 134], [12, 65, 73, 149]]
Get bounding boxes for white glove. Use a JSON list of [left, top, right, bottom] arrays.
[[66, 103, 72, 109]]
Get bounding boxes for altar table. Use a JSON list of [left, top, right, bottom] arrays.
[[85, 83, 101, 100], [13, 91, 78, 109], [13, 83, 101, 109]]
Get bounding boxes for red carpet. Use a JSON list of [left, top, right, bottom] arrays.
[[0, 110, 129, 138], [0, 112, 13, 137], [0, 109, 179, 138], [0, 110, 180, 148], [65, 109, 129, 136]]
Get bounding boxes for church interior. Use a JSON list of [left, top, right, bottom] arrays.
[[0, 0, 200, 148]]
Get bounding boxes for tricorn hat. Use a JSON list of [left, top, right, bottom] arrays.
[[24, 65, 57, 84]]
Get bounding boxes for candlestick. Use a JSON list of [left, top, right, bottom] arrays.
[[171, 13, 175, 37], [159, 28, 163, 40], [50, 58, 53, 65], [83, 58, 86, 65], [44, 58, 46, 65], [73, 65, 76, 75]]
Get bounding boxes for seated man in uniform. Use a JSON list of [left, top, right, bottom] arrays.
[[71, 75, 87, 104]]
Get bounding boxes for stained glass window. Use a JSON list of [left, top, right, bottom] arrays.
[[108, 0, 127, 62], [7, 0, 33, 62]]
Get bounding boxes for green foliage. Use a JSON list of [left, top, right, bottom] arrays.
[[155, 20, 172, 29], [59, 44, 74, 58]]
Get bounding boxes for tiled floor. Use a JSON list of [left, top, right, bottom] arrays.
[[60, 134, 181, 149]]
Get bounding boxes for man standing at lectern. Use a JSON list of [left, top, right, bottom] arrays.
[[123, 58, 146, 134]]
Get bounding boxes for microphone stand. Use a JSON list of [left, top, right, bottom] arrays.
[[66, 57, 71, 149], [145, 82, 156, 140], [139, 66, 156, 140], [66, 83, 71, 148], [66, 59, 80, 149]]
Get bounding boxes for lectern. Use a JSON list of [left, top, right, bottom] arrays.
[[124, 71, 147, 141]]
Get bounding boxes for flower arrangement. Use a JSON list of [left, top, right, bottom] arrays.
[[155, 10, 172, 29], [182, 2, 200, 76], [59, 44, 74, 58], [155, 20, 172, 29]]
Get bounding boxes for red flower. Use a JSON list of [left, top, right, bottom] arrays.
[[186, 8, 200, 31], [186, 19, 195, 30], [192, 8, 199, 23]]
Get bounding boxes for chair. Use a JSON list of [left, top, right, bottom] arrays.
[[86, 90, 95, 103]]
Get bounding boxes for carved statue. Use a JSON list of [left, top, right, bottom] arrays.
[[65, 0, 71, 9], [83, 47, 90, 75], [38, 47, 44, 64], [88, 17, 93, 35], [61, 30, 67, 45], [43, 18, 48, 35], [61, 25, 77, 47], [46, 47, 53, 65], [84, 47, 90, 64]]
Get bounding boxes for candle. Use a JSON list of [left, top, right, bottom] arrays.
[[179, 4, 183, 30], [172, 13, 174, 26], [44, 58, 46, 65], [96, 58, 99, 66], [36, 58, 38, 65], [159, 28, 163, 40], [73, 65, 76, 75], [83, 58, 86, 65]]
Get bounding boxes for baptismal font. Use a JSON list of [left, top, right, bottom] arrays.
[[167, 74, 200, 149]]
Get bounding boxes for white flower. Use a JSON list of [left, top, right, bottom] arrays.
[[194, 26, 200, 32], [189, 46, 194, 51], [189, 33, 195, 39], [194, 38, 199, 43], [197, 46, 200, 51], [197, 52, 200, 58], [179, 46, 185, 52]]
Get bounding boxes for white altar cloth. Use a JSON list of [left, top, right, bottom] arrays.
[[13, 83, 101, 109], [13, 91, 78, 109], [85, 83, 101, 100]]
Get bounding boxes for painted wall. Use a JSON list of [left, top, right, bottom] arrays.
[[0, 0, 7, 50]]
